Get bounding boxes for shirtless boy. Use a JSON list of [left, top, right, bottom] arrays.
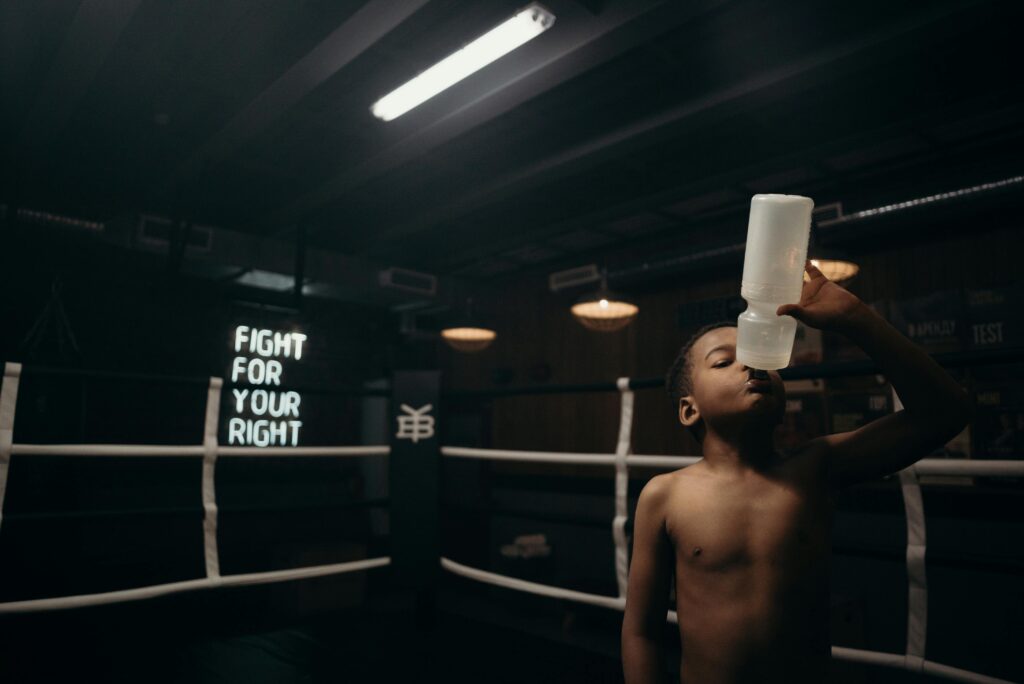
[[621, 261, 972, 683]]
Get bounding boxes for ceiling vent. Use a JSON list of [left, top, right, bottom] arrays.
[[137, 214, 212, 252], [548, 263, 601, 292], [378, 267, 437, 297]]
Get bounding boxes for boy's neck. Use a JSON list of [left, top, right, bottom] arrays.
[[700, 428, 777, 475]]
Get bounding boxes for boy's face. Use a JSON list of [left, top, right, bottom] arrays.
[[679, 326, 786, 435]]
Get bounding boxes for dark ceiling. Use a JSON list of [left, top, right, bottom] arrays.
[[3, 0, 1023, 287]]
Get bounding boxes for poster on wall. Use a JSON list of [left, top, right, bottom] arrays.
[[973, 383, 1024, 461], [884, 289, 967, 354], [828, 383, 892, 434], [886, 282, 1024, 468], [776, 379, 827, 450], [965, 283, 1024, 351], [883, 282, 1024, 354]]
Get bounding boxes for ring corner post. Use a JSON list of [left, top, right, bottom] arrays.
[[389, 370, 441, 628]]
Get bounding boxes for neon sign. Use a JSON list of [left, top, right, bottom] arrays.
[[227, 326, 307, 446]]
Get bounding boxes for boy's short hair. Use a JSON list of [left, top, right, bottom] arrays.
[[665, 321, 736, 440]]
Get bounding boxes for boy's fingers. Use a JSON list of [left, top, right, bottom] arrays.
[[805, 259, 825, 278]]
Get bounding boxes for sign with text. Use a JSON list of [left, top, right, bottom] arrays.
[[227, 325, 307, 447]]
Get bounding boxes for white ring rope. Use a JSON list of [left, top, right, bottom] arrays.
[[0, 362, 21, 533], [918, 659, 1017, 684], [9, 444, 389, 457], [900, 465, 928, 668], [438, 383, 1021, 684], [216, 445, 390, 457], [0, 372, 391, 614], [441, 446, 702, 470], [627, 454, 702, 469], [202, 377, 223, 578], [441, 556, 1013, 683], [441, 556, 625, 612], [912, 459, 1024, 477], [441, 446, 1024, 477], [613, 377, 633, 600], [829, 647, 1015, 684], [1, 366, 1020, 683], [0, 557, 391, 615], [892, 389, 929, 671], [443, 446, 617, 465]]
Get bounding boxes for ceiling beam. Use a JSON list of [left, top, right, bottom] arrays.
[[150, 0, 430, 200], [432, 89, 1021, 274], [264, 0, 730, 232], [18, 0, 143, 153], [359, 0, 987, 256]]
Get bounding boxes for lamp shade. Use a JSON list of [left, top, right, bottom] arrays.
[[571, 292, 638, 332], [441, 326, 497, 353], [806, 255, 860, 284]]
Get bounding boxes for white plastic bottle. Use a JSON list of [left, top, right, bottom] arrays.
[[735, 193, 814, 371]]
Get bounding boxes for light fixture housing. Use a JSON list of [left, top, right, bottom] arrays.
[[441, 298, 497, 352], [806, 217, 859, 285], [808, 257, 860, 284], [571, 274, 638, 332], [441, 326, 497, 353], [805, 242, 859, 284], [370, 3, 555, 122]]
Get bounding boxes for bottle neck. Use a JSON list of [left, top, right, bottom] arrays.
[[742, 300, 780, 319]]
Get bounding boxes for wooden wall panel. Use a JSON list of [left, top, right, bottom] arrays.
[[440, 223, 1023, 464]]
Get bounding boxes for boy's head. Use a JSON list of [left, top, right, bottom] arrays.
[[666, 322, 786, 444]]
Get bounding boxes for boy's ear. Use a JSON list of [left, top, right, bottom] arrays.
[[678, 396, 700, 428]]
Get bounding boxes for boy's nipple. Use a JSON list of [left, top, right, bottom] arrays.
[[692, 546, 702, 557]]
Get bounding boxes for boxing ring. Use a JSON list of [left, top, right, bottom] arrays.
[[0, 362, 392, 614], [437, 350, 1024, 684], [1, 354, 1022, 683]]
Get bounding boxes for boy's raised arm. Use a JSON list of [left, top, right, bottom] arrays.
[[622, 475, 673, 684], [779, 262, 973, 488]]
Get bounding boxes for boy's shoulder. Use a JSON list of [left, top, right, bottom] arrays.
[[640, 463, 708, 504], [640, 470, 676, 500], [637, 469, 688, 515]]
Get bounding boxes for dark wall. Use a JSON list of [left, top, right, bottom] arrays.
[[439, 215, 1024, 457], [1, 226, 391, 370], [0, 224, 393, 608], [1, 223, 395, 442]]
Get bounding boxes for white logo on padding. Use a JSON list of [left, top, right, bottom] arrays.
[[395, 403, 435, 443]]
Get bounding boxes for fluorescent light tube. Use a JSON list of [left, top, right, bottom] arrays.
[[371, 3, 555, 122]]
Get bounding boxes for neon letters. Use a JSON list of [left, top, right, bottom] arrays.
[[227, 326, 306, 446]]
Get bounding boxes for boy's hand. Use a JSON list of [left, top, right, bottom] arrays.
[[776, 260, 865, 333]]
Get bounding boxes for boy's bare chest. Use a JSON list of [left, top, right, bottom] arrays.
[[664, 473, 832, 571]]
